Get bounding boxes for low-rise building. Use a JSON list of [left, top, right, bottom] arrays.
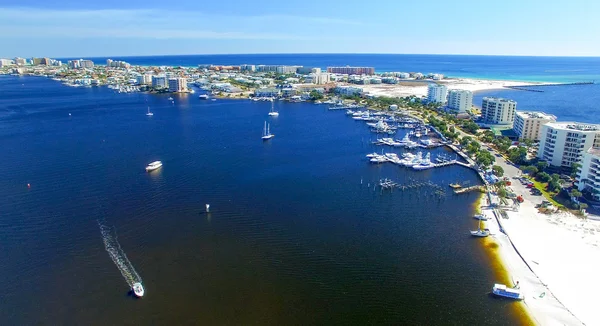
[[334, 86, 363, 96], [446, 89, 473, 113], [576, 147, 600, 200], [427, 84, 448, 104], [254, 88, 280, 98], [538, 122, 600, 167], [327, 66, 375, 75], [513, 111, 557, 141], [481, 97, 517, 126]]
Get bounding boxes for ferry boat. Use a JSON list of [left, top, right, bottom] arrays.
[[132, 282, 145, 297], [261, 122, 274, 140], [492, 283, 524, 300], [199, 94, 209, 100], [145, 161, 162, 172]]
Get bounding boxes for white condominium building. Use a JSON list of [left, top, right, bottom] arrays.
[[512, 111, 557, 141], [576, 147, 600, 200], [427, 84, 448, 104], [152, 75, 168, 89], [538, 122, 600, 167], [168, 78, 188, 92], [446, 89, 473, 113], [481, 97, 517, 125]]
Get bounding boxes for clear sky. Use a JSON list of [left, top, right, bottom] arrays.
[[1, 0, 599, 58]]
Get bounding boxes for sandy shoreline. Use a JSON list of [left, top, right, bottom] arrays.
[[475, 155, 600, 325], [354, 78, 540, 98]]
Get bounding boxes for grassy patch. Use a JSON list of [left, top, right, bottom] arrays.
[[526, 177, 564, 208]]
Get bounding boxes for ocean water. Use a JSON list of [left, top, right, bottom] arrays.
[[58, 54, 600, 83], [474, 83, 600, 124], [0, 76, 529, 325]]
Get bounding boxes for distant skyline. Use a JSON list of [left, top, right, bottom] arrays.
[[1, 0, 599, 58]]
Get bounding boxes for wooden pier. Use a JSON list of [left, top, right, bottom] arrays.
[[504, 81, 594, 93]]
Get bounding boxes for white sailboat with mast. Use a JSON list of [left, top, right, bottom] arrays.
[[146, 106, 153, 116], [262, 121, 274, 140], [268, 98, 279, 116]]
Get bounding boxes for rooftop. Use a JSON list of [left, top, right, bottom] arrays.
[[482, 97, 517, 104], [546, 121, 600, 132], [516, 111, 557, 120]]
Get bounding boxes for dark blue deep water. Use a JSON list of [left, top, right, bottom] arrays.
[[59, 54, 600, 83], [0, 76, 529, 325]]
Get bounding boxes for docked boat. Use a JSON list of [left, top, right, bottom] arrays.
[[132, 282, 145, 297], [449, 183, 462, 189], [413, 153, 435, 170], [146, 106, 153, 116], [199, 94, 209, 100], [145, 161, 162, 172], [492, 283, 524, 300], [470, 219, 490, 237], [474, 214, 489, 221], [261, 121, 274, 140], [268, 100, 279, 116]]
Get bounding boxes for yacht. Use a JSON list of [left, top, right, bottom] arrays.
[[145, 161, 162, 172], [146, 106, 153, 116], [132, 282, 145, 297], [168, 96, 174, 101], [268, 100, 279, 116], [262, 121, 274, 140], [413, 153, 435, 170], [199, 94, 209, 100], [492, 283, 524, 300]]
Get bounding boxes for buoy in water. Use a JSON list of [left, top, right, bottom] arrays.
[[205, 204, 210, 213], [69, 113, 71, 116], [27, 183, 31, 188]]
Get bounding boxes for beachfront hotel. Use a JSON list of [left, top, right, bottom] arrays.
[[576, 147, 600, 200], [481, 97, 517, 126], [538, 122, 600, 167], [513, 111, 557, 141], [446, 89, 473, 113], [426, 84, 448, 104], [326, 66, 375, 75]]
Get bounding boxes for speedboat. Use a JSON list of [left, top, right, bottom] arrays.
[[492, 283, 524, 300], [145, 161, 162, 172], [168, 97, 174, 101], [470, 229, 490, 237], [199, 94, 209, 100], [132, 282, 145, 297], [474, 214, 489, 221]]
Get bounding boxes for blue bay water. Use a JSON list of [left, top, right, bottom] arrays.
[[0, 76, 528, 325], [59, 54, 600, 83]]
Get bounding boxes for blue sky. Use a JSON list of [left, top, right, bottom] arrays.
[[1, 0, 599, 57]]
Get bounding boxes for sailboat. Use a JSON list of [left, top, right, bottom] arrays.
[[261, 121, 274, 140], [146, 106, 153, 116], [268, 99, 279, 116], [470, 218, 490, 237]]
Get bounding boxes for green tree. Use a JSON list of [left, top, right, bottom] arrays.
[[522, 165, 538, 176], [536, 161, 549, 172], [571, 163, 582, 178], [460, 136, 472, 147], [570, 189, 583, 199], [536, 172, 551, 183], [547, 180, 561, 192], [497, 187, 508, 199], [579, 203, 588, 212], [492, 165, 504, 177], [309, 90, 324, 101], [476, 151, 495, 168]]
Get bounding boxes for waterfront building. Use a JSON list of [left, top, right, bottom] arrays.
[[0, 59, 13, 67], [297, 67, 321, 74], [14, 57, 27, 65], [152, 75, 168, 89], [240, 64, 256, 72], [168, 78, 188, 92], [427, 84, 448, 104], [327, 66, 375, 75], [68, 59, 94, 69], [576, 147, 600, 200], [254, 88, 280, 98], [481, 97, 517, 125], [538, 122, 600, 167], [446, 89, 473, 113], [276, 66, 302, 74], [136, 74, 153, 85], [106, 59, 131, 69], [334, 86, 363, 96], [413, 72, 424, 79], [513, 111, 557, 141]]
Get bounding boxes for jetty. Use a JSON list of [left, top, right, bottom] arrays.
[[504, 81, 594, 93], [454, 185, 486, 194]]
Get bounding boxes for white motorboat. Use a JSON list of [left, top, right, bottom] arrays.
[[168, 97, 174, 101], [474, 214, 489, 221], [261, 121, 274, 140], [492, 283, 524, 300], [413, 153, 435, 170], [145, 161, 162, 172], [268, 100, 279, 116], [365, 152, 379, 158], [470, 219, 490, 237], [146, 106, 153, 116], [199, 94, 209, 100], [132, 282, 145, 297]]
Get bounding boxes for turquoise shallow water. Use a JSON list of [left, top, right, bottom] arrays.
[[0, 76, 528, 325]]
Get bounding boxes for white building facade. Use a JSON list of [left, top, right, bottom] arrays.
[[335, 86, 363, 96], [513, 111, 557, 141], [168, 78, 188, 92], [576, 148, 600, 200], [152, 75, 168, 89], [427, 84, 448, 104], [446, 89, 473, 113], [538, 122, 600, 167], [481, 97, 517, 125], [136, 74, 153, 85]]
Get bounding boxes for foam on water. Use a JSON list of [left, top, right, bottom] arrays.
[[98, 219, 142, 288]]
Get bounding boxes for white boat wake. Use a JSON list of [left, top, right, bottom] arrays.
[[98, 220, 142, 287]]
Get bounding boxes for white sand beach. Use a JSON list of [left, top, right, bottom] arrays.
[[480, 149, 600, 326], [356, 79, 539, 98]]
